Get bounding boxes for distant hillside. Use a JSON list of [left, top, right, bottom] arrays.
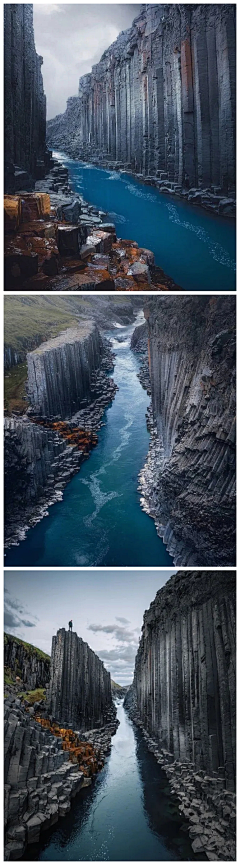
[[4, 295, 142, 365], [4, 632, 50, 693], [111, 679, 129, 694]]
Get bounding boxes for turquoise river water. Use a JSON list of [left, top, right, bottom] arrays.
[[24, 701, 196, 862], [52, 150, 235, 291], [5, 316, 173, 567]]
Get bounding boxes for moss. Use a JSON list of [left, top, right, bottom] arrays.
[[4, 667, 15, 685], [18, 688, 46, 704], [4, 362, 28, 413], [4, 633, 50, 662]]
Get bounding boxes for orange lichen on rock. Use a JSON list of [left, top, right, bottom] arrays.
[[4, 195, 22, 230], [33, 419, 98, 452], [35, 717, 103, 776]]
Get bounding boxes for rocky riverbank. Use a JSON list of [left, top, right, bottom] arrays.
[[125, 691, 236, 861], [4, 332, 118, 549], [4, 157, 182, 292], [124, 569, 236, 861], [47, 5, 236, 219], [138, 296, 236, 567], [4, 695, 118, 860]]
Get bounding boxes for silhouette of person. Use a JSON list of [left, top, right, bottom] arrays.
[[69, 619, 73, 632]]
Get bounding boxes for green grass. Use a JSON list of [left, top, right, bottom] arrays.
[[18, 688, 46, 704], [4, 361, 28, 413], [4, 295, 140, 357], [4, 633, 50, 662]]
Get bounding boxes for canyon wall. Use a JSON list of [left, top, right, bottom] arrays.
[[130, 570, 236, 790], [4, 634, 50, 691], [4, 416, 83, 547], [47, 4, 236, 194], [27, 323, 102, 418], [47, 628, 113, 730], [140, 295, 236, 566], [4, 4, 48, 192]]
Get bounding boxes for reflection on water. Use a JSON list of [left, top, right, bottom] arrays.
[[24, 701, 196, 862]]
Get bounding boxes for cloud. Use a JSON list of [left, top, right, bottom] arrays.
[[33, 4, 141, 118], [88, 621, 139, 644], [4, 590, 37, 632], [115, 616, 130, 625]]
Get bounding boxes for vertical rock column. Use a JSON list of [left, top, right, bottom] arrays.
[[133, 570, 236, 790], [47, 628, 112, 730]]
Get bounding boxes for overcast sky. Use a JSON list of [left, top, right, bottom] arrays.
[[33, 4, 141, 119], [4, 569, 175, 685]]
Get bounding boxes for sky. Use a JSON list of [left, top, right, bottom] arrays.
[[4, 569, 176, 685], [33, 4, 142, 119]]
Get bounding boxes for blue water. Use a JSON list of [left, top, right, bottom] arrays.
[[24, 701, 196, 862], [5, 317, 173, 567], [52, 150, 236, 291]]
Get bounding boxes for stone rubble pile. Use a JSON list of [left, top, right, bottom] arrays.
[[4, 158, 182, 292]]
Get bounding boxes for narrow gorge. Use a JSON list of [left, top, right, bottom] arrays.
[[125, 569, 236, 861], [48, 4, 236, 209], [4, 295, 236, 566]]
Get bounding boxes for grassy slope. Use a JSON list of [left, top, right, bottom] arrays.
[[4, 295, 136, 354], [4, 632, 50, 662]]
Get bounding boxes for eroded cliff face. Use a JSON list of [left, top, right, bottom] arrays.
[[27, 323, 102, 418], [4, 634, 50, 692], [47, 4, 236, 195], [47, 628, 113, 730], [140, 296, 236, 566], [4, 4, 48, 192], [131, 570, 235, 786]]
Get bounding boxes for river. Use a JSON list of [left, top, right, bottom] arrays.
[[5, 314, 173, 567], [52, 150, 235, 292], [24, 700, 196, 862]]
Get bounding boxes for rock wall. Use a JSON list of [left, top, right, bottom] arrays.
[[4, 4, 48, 192], [140, 295, 236, 565], [130, 570, 236, 790], [47, 4, 236, 194], [47, 628, 113, 730], [4, 697, 85, 860], [4, 635, 50, 691], [27, 323, 102, 418], [4, 416, 83, 547]]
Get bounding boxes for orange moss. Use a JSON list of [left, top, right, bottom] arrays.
[[35, 716, 103, 776], [33, 418, 98, 452]]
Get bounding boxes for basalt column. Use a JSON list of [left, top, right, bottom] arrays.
[[4, 4, 48, 191], [141, 295, 236, 566], [47, 628, 112, 730], [132, 570, 236, 790], [47, 4, 236, 194], [27, 322, 102, 418]]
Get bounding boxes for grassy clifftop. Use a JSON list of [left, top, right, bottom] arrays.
[[4, 632, 50, 662]]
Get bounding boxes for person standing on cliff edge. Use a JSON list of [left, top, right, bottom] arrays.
[[68, 619, 73, 631]]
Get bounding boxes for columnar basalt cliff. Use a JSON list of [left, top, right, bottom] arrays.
[[27, 323, 102, 418], [140, 296, 236, 566], [47, 4, 236, 200], [5, 319, 118, 547], [125, 570, 236, 859], [4, 634, 50, 692], [4, 4, 48, 193], [47, 628, 113, 731]]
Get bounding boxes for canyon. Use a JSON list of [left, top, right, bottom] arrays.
[[4, 296, 236, 566], [139, 295, 236, 565], [4, 629, 117, 860], [4, 5, 49, 194], [125, 569, 236, 860], [47, 4, 236, 215]]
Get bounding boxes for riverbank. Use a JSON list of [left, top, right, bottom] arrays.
[[23, 700, 197, 862], [4, 695, 118, 861], [4, 156, 182, 292], [124, 692, 236, 861], [4, 334, 118, 550]]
